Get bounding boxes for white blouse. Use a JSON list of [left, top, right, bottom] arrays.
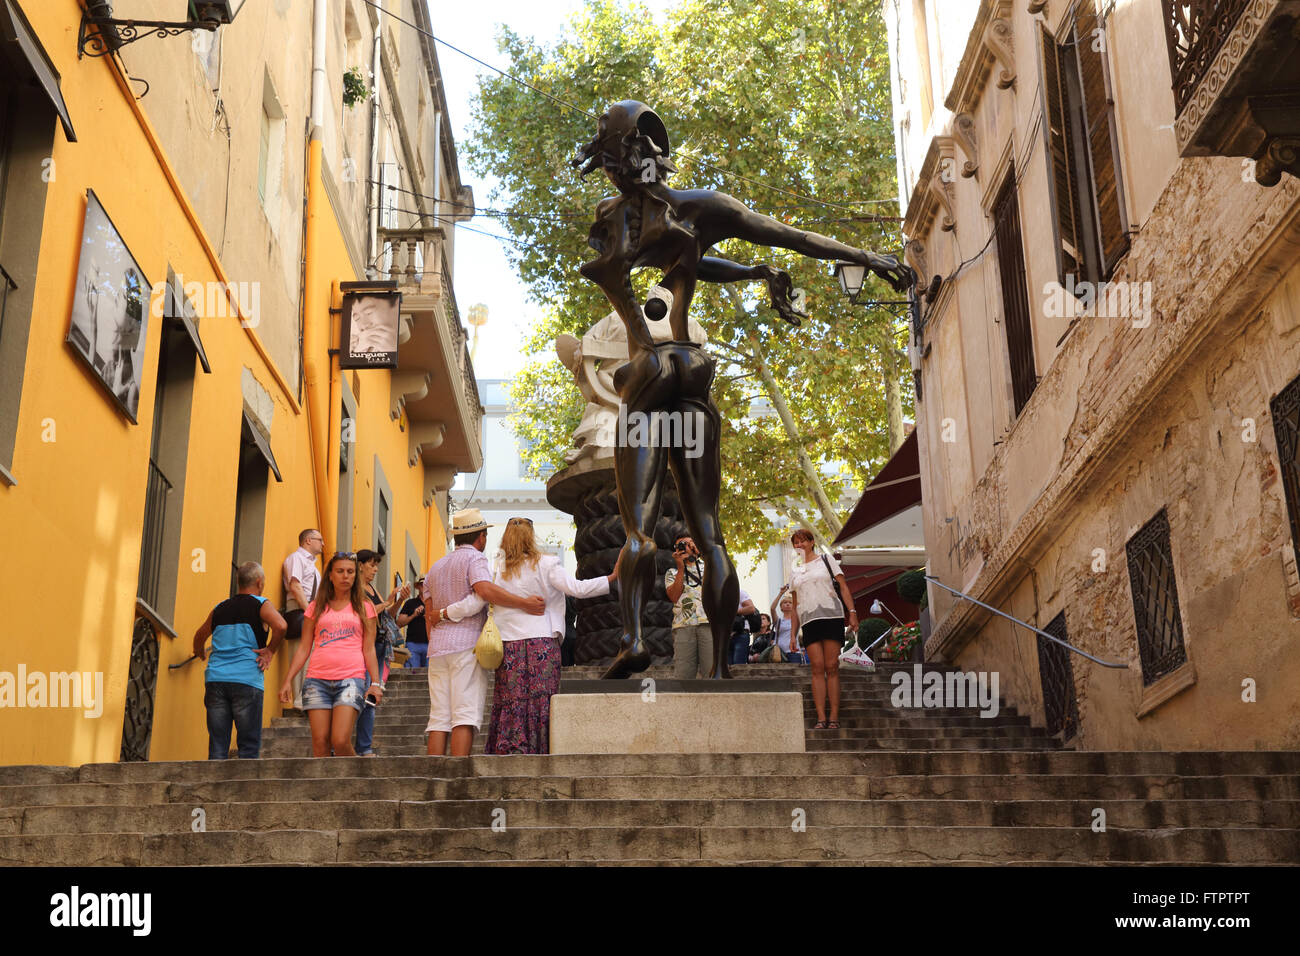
[[444, 554, 610, 642], [789, 552, 845, 626]]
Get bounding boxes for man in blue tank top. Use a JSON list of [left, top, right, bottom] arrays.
[[192, 561, 288, 758]]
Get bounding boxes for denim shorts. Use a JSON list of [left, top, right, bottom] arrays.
[[301, 676, 368, 712]]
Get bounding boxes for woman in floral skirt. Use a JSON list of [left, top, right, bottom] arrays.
[[435, 517, 616, 754]]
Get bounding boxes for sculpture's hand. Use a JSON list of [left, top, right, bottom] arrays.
[[862, 251, 915, 294], [755, 265, 807, 327]]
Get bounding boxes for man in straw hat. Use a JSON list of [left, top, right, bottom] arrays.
[[421, 509, 545, 756]]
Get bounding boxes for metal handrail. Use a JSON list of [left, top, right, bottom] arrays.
[[925, 575, 1128, 668]]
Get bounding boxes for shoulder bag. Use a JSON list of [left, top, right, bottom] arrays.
[[473, 570, 505, 670], [821, 554, 851, 619]]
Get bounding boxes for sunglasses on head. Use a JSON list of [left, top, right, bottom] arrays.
[[508, 517, 533, 526], [331, 552, 357, 561]]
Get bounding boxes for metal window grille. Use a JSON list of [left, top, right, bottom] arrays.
[[119, 617, 160, 762], [136, 458, 173, 609], [1125, 509, 1189, 685], [1037, 611, 1080, 740]]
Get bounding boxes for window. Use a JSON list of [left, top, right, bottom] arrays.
[[1270, 371, 1300, 564], [1125, 509, 1188, 686], [0, 46, 60, 481], [1040, 3, 1129, 286], [257, 107, 269, 203], [992, 165, 1037, 416], [1037, 612, 1080, 741], [258, 71, 286, 220]]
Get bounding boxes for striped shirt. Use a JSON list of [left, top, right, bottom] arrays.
[[423, 544, 492, 657]]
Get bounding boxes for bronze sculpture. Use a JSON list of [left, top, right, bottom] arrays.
[[574, 100, 911, 679]]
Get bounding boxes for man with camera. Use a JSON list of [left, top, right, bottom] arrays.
[[666, 532, 757, 679]]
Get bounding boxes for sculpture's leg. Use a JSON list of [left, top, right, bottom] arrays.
[[602, 354, 671, 679], [668, 383, 738, 681]]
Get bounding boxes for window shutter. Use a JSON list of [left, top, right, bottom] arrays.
[[1072, 5, 1129, 277], [1040, 25, 1081, 280], [993, 166, 1038, 416]]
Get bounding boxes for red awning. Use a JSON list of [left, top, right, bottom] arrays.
[[833, 429, 921, 545]]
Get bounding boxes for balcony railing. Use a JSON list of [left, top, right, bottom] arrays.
[[1163, 0, 1251, 112], [137, 457, 172, 610], [376, 225, 442, 289]]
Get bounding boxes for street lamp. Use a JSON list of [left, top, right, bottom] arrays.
[[833, 260, 868, 305], [79, 1, 246, 58], [870, 598, 905, 626]]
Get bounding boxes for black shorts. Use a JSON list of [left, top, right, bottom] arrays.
[[284, 609, 306, 641], [800, 618, 846, 646]]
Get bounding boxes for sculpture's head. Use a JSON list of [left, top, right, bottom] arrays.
[[573, 100, 676, 190]]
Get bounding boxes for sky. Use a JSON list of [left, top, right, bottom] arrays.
[[429, 0, 677, 381]]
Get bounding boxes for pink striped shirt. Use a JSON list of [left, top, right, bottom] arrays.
[[422, 544, 492, 657]]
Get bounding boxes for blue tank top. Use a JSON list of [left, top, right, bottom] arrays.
[[205, 594, 269, 689]]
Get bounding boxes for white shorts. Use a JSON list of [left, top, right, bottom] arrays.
[[425, 647, 488, 733]]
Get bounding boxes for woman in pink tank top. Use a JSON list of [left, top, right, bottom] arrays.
[[280, 552, 381, 756]]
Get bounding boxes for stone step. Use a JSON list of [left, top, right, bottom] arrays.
[[9, 797, 1298, 836], [6, 772, 1300, 808], [3, 824, 1295, 865], [6, 751, 1299, 787]]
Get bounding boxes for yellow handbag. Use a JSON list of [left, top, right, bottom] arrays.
[[473, 571, 504, 670]]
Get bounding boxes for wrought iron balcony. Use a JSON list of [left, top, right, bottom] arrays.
[[1162, 0, 1300, 185]]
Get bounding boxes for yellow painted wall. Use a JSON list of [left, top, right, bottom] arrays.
[[0, 1, 448, 766]]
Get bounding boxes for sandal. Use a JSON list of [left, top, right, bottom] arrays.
[[812, 721, 827, 730], [827, 721, 840, 730]]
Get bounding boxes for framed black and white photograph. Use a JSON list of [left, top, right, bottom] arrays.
[[66, 190, 150, 422], [339, 283, 402, 369]]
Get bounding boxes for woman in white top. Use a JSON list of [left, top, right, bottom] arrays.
[[788, 529, 858, 729], [436, 517, 616, 754]]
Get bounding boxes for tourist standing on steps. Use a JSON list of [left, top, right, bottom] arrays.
[[398, 578, 429, 668], [788, 530, 858, 729], [279, 552, 383, 757], [769, 589, 802, 664], [281, 529, 323, 711], [422, 510, 547, 757], [354, 548, 409, 757], [192, 561, 287, 758], [667, 531, 757, 678], [436, 517, 616, 754]]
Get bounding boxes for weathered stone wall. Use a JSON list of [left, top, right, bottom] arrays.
[[899, 0, 1300, 750]]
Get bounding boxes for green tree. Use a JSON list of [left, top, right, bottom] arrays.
[[465, 0, 911, 557]]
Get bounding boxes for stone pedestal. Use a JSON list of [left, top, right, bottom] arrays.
[[550, 681, 806, 754], [546, 452, 685, 665]]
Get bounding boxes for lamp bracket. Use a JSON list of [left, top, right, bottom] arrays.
[[79, 15, 218, 59]]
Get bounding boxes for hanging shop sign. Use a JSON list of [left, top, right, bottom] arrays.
[[339, 281, 402, 370]]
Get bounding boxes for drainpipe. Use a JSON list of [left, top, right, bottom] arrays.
[[303, 0, 340, 551], [367, 1, 383, 277]]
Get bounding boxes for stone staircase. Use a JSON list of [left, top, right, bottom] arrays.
[[262, 662, 1062, 756], [0, 662, 1297, 864]]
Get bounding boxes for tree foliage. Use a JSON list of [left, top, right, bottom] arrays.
[[464, 0, 912, 557]]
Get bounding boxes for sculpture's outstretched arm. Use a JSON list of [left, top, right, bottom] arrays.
[[701, 193, 913, 292], [697, 256, 807, 327]]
